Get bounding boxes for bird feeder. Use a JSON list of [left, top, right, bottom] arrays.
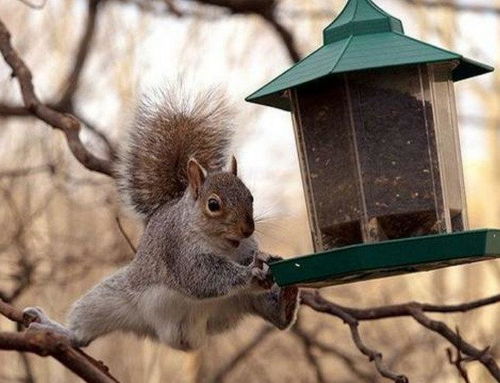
[[246, 0, 499, 287]]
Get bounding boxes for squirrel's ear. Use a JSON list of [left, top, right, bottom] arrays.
[[230, 155, 237, 176], [187, 158, 207, 199]]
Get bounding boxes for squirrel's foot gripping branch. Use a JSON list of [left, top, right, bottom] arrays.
[[23, 307, 78, 346], [0, 299, 119, 383]]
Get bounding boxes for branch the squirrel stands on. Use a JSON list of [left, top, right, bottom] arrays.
[[0, 299, 119, 383]]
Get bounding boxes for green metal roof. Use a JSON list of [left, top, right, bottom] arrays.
[[269, 229, 500, 287], [246, 0, 494, 111]]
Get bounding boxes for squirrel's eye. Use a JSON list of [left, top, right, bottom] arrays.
[[207, 198, 221, 212]]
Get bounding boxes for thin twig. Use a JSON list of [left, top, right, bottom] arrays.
[[57, 0, 101, 109], [303, 291, 500, 320], [409, 307, 499, 380], [115, 217, 137, 253], [446, 327, 471, 383], [212, 326, 274, 382], [292, 323, 327, 383], [301, 291, 407, 382], [260, 12, 300, 63], [294, 325, 375, 382]]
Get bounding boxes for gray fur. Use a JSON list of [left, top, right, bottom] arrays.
[[23, 89, 299, 351]]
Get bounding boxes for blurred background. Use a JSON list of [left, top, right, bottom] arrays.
[[0, 0, 498, 382]]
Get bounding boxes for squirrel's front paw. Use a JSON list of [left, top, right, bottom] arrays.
[[250, 261, 274, 290], [254, 250, 283, 265]]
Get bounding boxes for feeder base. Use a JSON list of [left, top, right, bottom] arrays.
[[269, 229, 500, 287]]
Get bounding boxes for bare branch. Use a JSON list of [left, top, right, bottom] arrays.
[[294, 325, 375, 382], [260, 12, 300, 63], [0, 299, 119, 383], [75, 112, 118, 161], [0, 103, 31, 116], [301, 290, 500, 382], [292, 323, 327, 383], [301, 291, 407, 382], [0, 299, 25, 324], [347, 320, 408, 383], [212, 326, 274, 382], [446, 328, 471, 383], [57, 0, 101, 110], [0, 331, 118, 383], [115, 217, 137, 253], [114, 0, 301, 62], [0, 19, 114, 177], [194, 0, 300, 62], [409, 307, 499, 380], [302, 291, 500, 320]]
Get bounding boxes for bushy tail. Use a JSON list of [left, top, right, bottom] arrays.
[[117, 86, 234, 218]]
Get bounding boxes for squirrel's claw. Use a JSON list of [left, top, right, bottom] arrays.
[[22, 306, 46, 326], [22, 307, 73, 343], [254, 250, 283, 264], [251, 262, 274, 290]]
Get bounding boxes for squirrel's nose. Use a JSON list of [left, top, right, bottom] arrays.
[[240, 219, 255, 238]]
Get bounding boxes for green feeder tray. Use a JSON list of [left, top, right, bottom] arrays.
[[269, 229, 500, 287]]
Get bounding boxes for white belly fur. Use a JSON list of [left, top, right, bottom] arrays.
[[138, 285, 215, 351]]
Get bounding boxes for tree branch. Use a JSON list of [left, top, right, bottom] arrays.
[[57, 0, 101, 110], [0, 19, 114, 177], [0, 299, 119, 383], [301, 290, 500, 382], [446, 327, 471, 383], [303, 291, 500, 320], [260, 12, 300, 63], [294, 324, 375, 382], [292, 323, 327, 383], [113, 0, 301, 63], [301, 291, 408, 382], [194, 0, 300, 63], [212, 326, 274, 382], [115, 216, 137, 253], [409, 307, 499, 380]]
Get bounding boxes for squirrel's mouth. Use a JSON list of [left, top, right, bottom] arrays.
[[225, 238, 241, 248]]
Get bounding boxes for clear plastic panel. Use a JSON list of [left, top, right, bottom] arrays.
[[428, 62, 468, 231], [292, 77, 364, 250], [291, 64, 465, 251], [348, 65, 447, 240]]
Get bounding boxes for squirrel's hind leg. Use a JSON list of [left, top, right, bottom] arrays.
[[251, 285, 300, 330]]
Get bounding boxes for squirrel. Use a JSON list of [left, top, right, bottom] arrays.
[[23, 87, 300, 351]]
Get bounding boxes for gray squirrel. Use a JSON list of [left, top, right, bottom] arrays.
[[23, 87, 299, 351]]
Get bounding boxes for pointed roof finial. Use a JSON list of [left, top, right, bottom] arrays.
[[323, 0, 403, 43]]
